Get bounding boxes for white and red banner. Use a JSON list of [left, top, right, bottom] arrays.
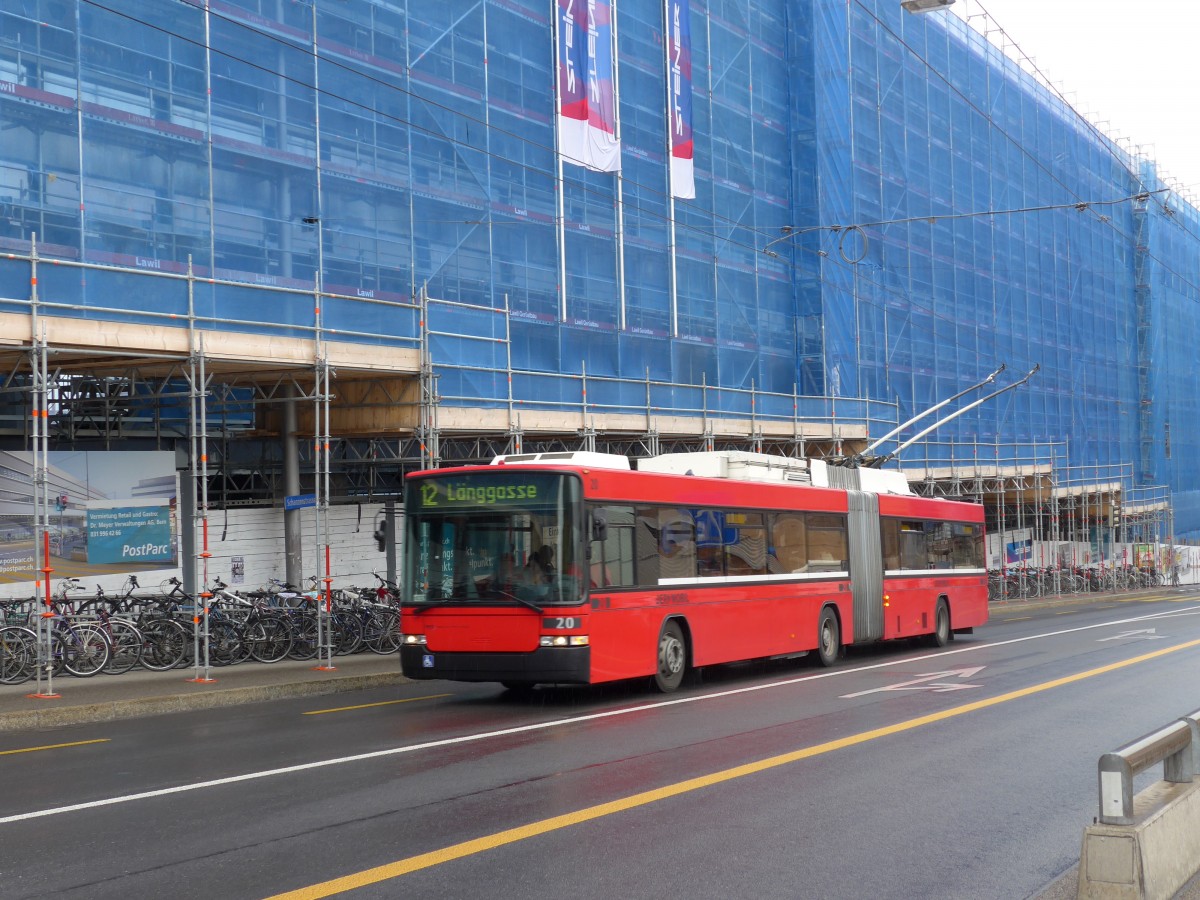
[[665, 0, 695, 198], [556, 0, 621, 173]]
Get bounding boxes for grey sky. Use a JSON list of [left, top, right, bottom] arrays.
[[950, 0, 1200, 194]]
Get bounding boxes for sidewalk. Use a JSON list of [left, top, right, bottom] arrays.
[[988, 583, 1200, 613], [0, 652, 408, 733]]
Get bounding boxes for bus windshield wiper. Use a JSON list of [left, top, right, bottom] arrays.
[[493, 589, 542, 613], [410, 588, 542, 614]]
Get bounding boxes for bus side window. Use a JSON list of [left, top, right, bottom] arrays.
[[951, 523, 982, 568], [807, 514, 848, 572], [590, 505, 635, 587], [925, 521, 953, 569], [899, 521, 926, 570], [769, 512, 807, 573], [724, 511, 766, 576], [881, 518, 900, 570], [636, 507, 696, 583]]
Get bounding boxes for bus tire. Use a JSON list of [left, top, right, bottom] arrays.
[[653, 620, 688, 693], [816, 606, 840, 667], [929, 599, 951, 647], [501, 681, 536, 694]]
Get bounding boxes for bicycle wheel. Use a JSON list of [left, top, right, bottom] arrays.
[[61, 623, 112, 677], [204, 621, 245, 667], [330, 611, 363, 655], [365, 608, 401, 655], [247, 614, 293, 663], [286, 613, 318, 660], [0, 626, 37, 685], [139, 617, 187, 671], [102, 618, 143, 675]]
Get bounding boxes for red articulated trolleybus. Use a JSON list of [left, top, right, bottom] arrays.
[[399, 451, 987, 692]]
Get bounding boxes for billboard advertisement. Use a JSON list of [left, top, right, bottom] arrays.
[[0, 450, 179, 594]]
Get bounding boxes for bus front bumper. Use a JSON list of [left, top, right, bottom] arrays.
[[400, 645, 591, 685]]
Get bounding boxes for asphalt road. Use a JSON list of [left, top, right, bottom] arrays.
[[2, 591, 1200, 899]]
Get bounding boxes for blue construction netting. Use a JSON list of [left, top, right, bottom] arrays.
[[2, 0, 1199, 533], [805, 1, 1199, 534]]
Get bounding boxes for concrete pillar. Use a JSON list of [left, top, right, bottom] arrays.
[[283, 388, 303, 586]]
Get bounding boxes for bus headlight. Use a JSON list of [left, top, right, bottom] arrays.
[[402, 634, 427, 645], [540, 635, 589, 647]]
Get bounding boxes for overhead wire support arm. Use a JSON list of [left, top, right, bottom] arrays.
[[835, 363, 1007, 468], [866, 365, 1041, 469], [872, 362, 1007, 455]]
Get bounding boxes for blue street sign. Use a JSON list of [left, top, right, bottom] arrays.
[[284, 493, 317, 511]]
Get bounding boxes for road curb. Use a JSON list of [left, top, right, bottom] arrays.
[[0, 671, 411, 733]]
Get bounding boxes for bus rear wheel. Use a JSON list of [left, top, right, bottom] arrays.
[[501, 681, 536, 695], [653, 620, 688, 693], [816, 607, 840, 667], [929, 599, 951, 647]]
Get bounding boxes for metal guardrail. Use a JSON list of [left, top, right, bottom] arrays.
[[1097, 710, 1200, 825]]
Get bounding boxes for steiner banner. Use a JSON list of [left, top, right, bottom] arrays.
[[665, 0, 695, 199], [556, 0, 621, 172]]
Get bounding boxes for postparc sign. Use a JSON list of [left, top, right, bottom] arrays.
[[0, 449, 179, 592], [87, 505, 174, 564]]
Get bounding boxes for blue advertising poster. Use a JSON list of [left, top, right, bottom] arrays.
[[87, 505, 174, 564], [0, 449, 178, 592], [1005, 539, 1032, 564]]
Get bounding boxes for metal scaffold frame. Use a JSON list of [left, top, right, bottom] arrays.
[[186, 338, 215, 683], [0, 245, 1183, 621], [911, 439, 1177, 599], [0, 238, 880, 508], [28, 329, 57, 699]]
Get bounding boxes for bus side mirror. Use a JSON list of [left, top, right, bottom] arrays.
[[591, 510, 608, 544]]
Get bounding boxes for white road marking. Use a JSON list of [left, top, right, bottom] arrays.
[[1097, 628, 1164, 642], [2, 604, 1199, 825], [840, 666, 986, 698]]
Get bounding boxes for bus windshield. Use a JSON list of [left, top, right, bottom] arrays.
[[403, 470, 583, 608]]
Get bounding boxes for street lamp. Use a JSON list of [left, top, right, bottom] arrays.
[[901, 0, 955, 12]]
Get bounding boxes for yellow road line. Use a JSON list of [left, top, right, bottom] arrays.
[[303, 694, 452, 716], [0, 738, 109, 757], [265, 637, 1200, 900]]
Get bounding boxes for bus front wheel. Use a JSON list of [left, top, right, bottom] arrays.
[[653, 620, 688, 693], [816, 607, 840, 667]]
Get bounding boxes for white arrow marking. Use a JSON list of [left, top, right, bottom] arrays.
[[841, 666, 986, 698], [1098, 628, 1164, 642]]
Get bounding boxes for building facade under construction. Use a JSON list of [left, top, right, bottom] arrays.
[[1, 0, 1197, 583]]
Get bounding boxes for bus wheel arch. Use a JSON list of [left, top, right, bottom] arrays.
[[929, 596, 952, 647], [653, 617, 690, 693], [816, 604, 841, 667]]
